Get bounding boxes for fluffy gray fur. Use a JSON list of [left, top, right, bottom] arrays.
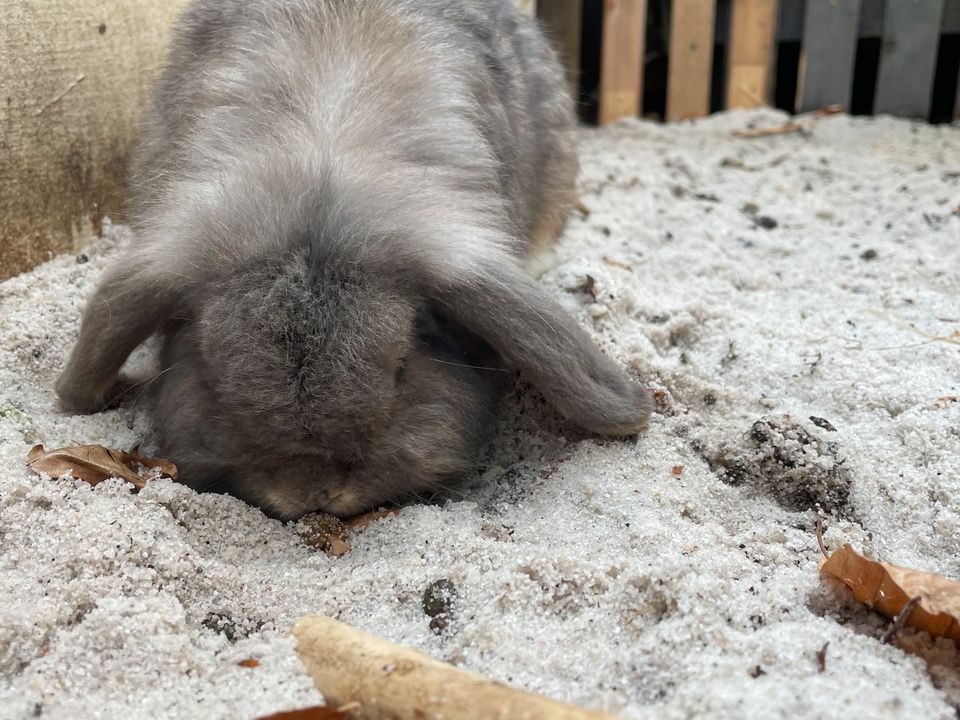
[[56, 0, 653, 519]]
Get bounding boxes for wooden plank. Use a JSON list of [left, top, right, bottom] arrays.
[[943, 0, 960, 33], [666, 0, 717, 120], [537, 0, 583, 98], [859, 0, 885, 37], [776, 0, 805, 42], [874, 0, 945, 118], [598, 0, 647, 125], [0, 0, 191, 283], [797, 0, 861, 112], [725, 0, 779, 109]]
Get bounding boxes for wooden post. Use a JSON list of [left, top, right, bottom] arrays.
[[797, 0, 862, 113], [874, 0, 945, 119], [666, 0, 717, 121], [537, 0, 583, 98], [598, 0, 647, 125], [725, 0, 778, 109]]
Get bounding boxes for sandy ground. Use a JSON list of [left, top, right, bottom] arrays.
[[1, 109, 959, 720]]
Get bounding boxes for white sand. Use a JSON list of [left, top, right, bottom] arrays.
[[1, 109, 958, 720]]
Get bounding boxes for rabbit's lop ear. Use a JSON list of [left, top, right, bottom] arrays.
[[435, 260, 652, 435], [56, 257, 181, 412]]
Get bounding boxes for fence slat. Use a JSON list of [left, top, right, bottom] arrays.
[[874, 0, 945, 118], [725, 0, 778, 109], [537, 0, 583, 98], [666, 0, 716, 121], [599, 0, 647, 125], [955, 68, 960, 121], [798, 0, 861, 112]]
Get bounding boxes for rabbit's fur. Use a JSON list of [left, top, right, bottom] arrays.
[[56, 0, 653, 519]]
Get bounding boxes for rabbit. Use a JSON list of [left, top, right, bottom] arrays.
[[55, 0, 653, 519]]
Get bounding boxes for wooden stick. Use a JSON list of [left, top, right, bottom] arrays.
[[292, 616, 616, 720], [732, 120, 804, 138]]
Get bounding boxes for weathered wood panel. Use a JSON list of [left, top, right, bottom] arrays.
[[538, 0, 583, 97], [726, 0, 779, 109], [874, 0, 945, 118], [599, 0, 648, 125], [798, 0, 861, 112], [666, 0, 717, 120], [0, 0, 191, 282]]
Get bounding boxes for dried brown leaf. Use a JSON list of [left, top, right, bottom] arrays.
[[256, 705, 351, 720], [25, 444, 177, 490], [819, 544, 960, 642], [298, 513, 351, 556], [299, 508, 400, 556]]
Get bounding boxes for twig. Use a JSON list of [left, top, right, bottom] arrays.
[[602, 257, 633, 271], [873, 310, 960, 348], [815, 519, 829, 558], [881, 596, 921, 644], [34, 74, 85, 116], [733, 121, 805, 139], [816, 642, 829, 673]]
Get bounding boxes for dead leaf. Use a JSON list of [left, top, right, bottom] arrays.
[[819, 544, 960, 642], [256, 705, 351, 720], [344, 508, 400, 530], [26, 444, 177, 491], [568, 274, 597, 300], [299, 508, 400, 556], [237, 658, 260, 668], [816, 104, 844, 116], [298, 513, 351, 556]]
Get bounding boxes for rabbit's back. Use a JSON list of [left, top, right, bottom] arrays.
[[131, 0, 577, 257]]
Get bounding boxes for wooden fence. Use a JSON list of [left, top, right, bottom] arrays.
[[537, 0, 960, 124]]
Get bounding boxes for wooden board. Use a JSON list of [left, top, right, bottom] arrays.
[[798, 0, 862, 112], [726, 0, 779, 109], [666, 0, 717, 120], [776, 0, 805, 42], [537, 0, 583, 97], [0, 0, 192, 283], [874, 0, 945, 118], [598, 0, 647, 125]]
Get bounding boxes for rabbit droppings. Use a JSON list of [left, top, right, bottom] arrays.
[[56, 0, 653, 519]]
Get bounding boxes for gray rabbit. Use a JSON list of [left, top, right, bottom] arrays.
[[56, 0, 653, 519]]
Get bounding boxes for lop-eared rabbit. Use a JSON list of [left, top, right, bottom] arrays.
[[57, 0, 653, 519]]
